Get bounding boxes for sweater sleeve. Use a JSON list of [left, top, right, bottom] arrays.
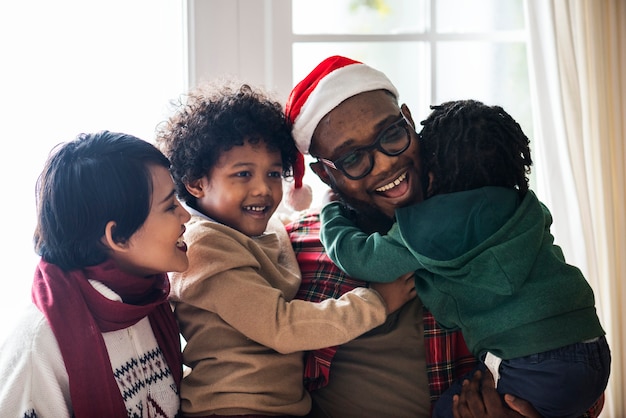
[[171, 221, 388, 355], [0, 305, 73, 418], [319, 202, 421, 283]]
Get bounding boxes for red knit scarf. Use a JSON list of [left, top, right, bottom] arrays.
[[32, 258, 182, 418]]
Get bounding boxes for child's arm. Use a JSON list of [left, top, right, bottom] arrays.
[[175, 224, 391, 355], [320, 201, 421, 283]]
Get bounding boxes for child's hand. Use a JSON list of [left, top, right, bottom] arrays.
[[370, 272, 416, 314]]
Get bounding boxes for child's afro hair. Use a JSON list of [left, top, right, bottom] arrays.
[[156, 81, 298, 206], [419, 99, 532, 198]]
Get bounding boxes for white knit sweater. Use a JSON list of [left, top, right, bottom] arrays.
[[0, 280, 179, 418]]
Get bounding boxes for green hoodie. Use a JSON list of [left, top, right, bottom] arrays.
[[320, 187, 605, 359]]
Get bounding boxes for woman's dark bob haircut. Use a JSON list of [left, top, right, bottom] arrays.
[[33, 130, 170, 271]]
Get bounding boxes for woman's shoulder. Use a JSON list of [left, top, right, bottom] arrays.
[[0, 304, 71, 417], [1, 304, 64, 366]]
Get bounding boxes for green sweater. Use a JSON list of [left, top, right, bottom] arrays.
[[320, 187, 605, 359]]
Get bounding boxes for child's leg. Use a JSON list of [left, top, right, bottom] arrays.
[[497, 336, 611, 418]]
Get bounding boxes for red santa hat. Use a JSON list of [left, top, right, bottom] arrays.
[[286, 55, 399, 155], [285, 55, 398, 210], [283, 56, 398, 211], [284, 150, 312, 211]]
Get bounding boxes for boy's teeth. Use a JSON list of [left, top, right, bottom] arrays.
[[176, 236, 185, 247], [376, 172, 407, 192], [245, 206, 265, 212]]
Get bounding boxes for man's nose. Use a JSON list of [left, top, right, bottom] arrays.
[[370, 148, 396, 176]]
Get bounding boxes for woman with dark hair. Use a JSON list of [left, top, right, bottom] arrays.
[[0, 131, 191, 417]]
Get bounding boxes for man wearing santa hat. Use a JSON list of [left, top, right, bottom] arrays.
[[284, 56, 587, 417]]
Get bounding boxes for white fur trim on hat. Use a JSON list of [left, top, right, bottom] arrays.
[[291, 64, 398, 155]]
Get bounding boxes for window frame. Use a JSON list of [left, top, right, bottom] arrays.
[[187, 0, 527, 104]]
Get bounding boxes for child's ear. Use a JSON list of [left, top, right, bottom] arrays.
[[426, 171, 435, 197], [185, 178, 205, 198], [102, 220, 129, 251]]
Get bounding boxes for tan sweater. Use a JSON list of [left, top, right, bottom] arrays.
[[170, 214, 387, 417]]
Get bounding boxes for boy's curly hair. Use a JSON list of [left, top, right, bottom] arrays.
[[156, 81, 298, 207], [419, 99, 532, 198]]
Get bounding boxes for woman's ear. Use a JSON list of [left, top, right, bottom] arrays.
[[102, 220, 128, 252], [185, 178, 205, 198]]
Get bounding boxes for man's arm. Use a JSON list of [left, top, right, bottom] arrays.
[[320, 202, 420, 283], [452, 370, 541, 418], [452, 370, 605, 418]]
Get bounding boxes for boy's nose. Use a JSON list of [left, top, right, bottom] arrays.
[[251, 179, 272, 195]]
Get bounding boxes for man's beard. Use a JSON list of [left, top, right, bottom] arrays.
[[329, 184, 394, 235]]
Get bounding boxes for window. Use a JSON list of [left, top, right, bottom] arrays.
[[0, 0, 186, 343], [290, 0, 529, 122], [288, 0, 532, 206]]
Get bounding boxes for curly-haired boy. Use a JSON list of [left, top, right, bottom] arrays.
[[156, 81, 414, 417]]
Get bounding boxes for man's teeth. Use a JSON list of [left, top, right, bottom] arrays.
[[244, 206, 266, 212], [376, 172, 407, 192]]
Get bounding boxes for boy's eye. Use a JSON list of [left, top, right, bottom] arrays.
[[235, 171, 252, 177], [167, 202, 179, 212], [268, 171, 282, 178]]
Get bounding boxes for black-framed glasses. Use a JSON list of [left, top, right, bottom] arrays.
[[316, 111, 413, 180]]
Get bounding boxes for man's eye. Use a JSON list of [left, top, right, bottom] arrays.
[[341, 152, 363, 169], [380, 125, 405, 144]]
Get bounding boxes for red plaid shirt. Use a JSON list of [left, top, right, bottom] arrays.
[[286, 211, 604, 416], [286, 211, 475, 406]]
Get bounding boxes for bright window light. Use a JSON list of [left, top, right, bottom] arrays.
[[0, 0, 186, 344]]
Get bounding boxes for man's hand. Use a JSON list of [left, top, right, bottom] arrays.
[[452, 370, 542, 418], [370, 272, 416, 314]]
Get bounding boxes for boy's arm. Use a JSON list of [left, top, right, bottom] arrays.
[[320, 202, 421, 283], [175, 225, 389, 355]]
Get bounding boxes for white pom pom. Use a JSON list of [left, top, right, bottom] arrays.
[[285, 183, 313, 212]]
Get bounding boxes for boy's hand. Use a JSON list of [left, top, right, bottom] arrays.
[[370, 272, 417, 314], [452, 370, 541, 418]]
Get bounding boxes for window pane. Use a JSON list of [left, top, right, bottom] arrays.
[[293, 0, 427, 34], [436, 0, 525, 32], [435, 41, 532, 137]]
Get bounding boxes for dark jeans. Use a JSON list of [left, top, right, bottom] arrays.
[[433, 336, 611, 418]]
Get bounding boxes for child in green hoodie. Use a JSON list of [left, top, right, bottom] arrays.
[[319, 99, 610, 418]]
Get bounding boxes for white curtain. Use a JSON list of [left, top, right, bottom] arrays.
[[525, 0, 626, 416]]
